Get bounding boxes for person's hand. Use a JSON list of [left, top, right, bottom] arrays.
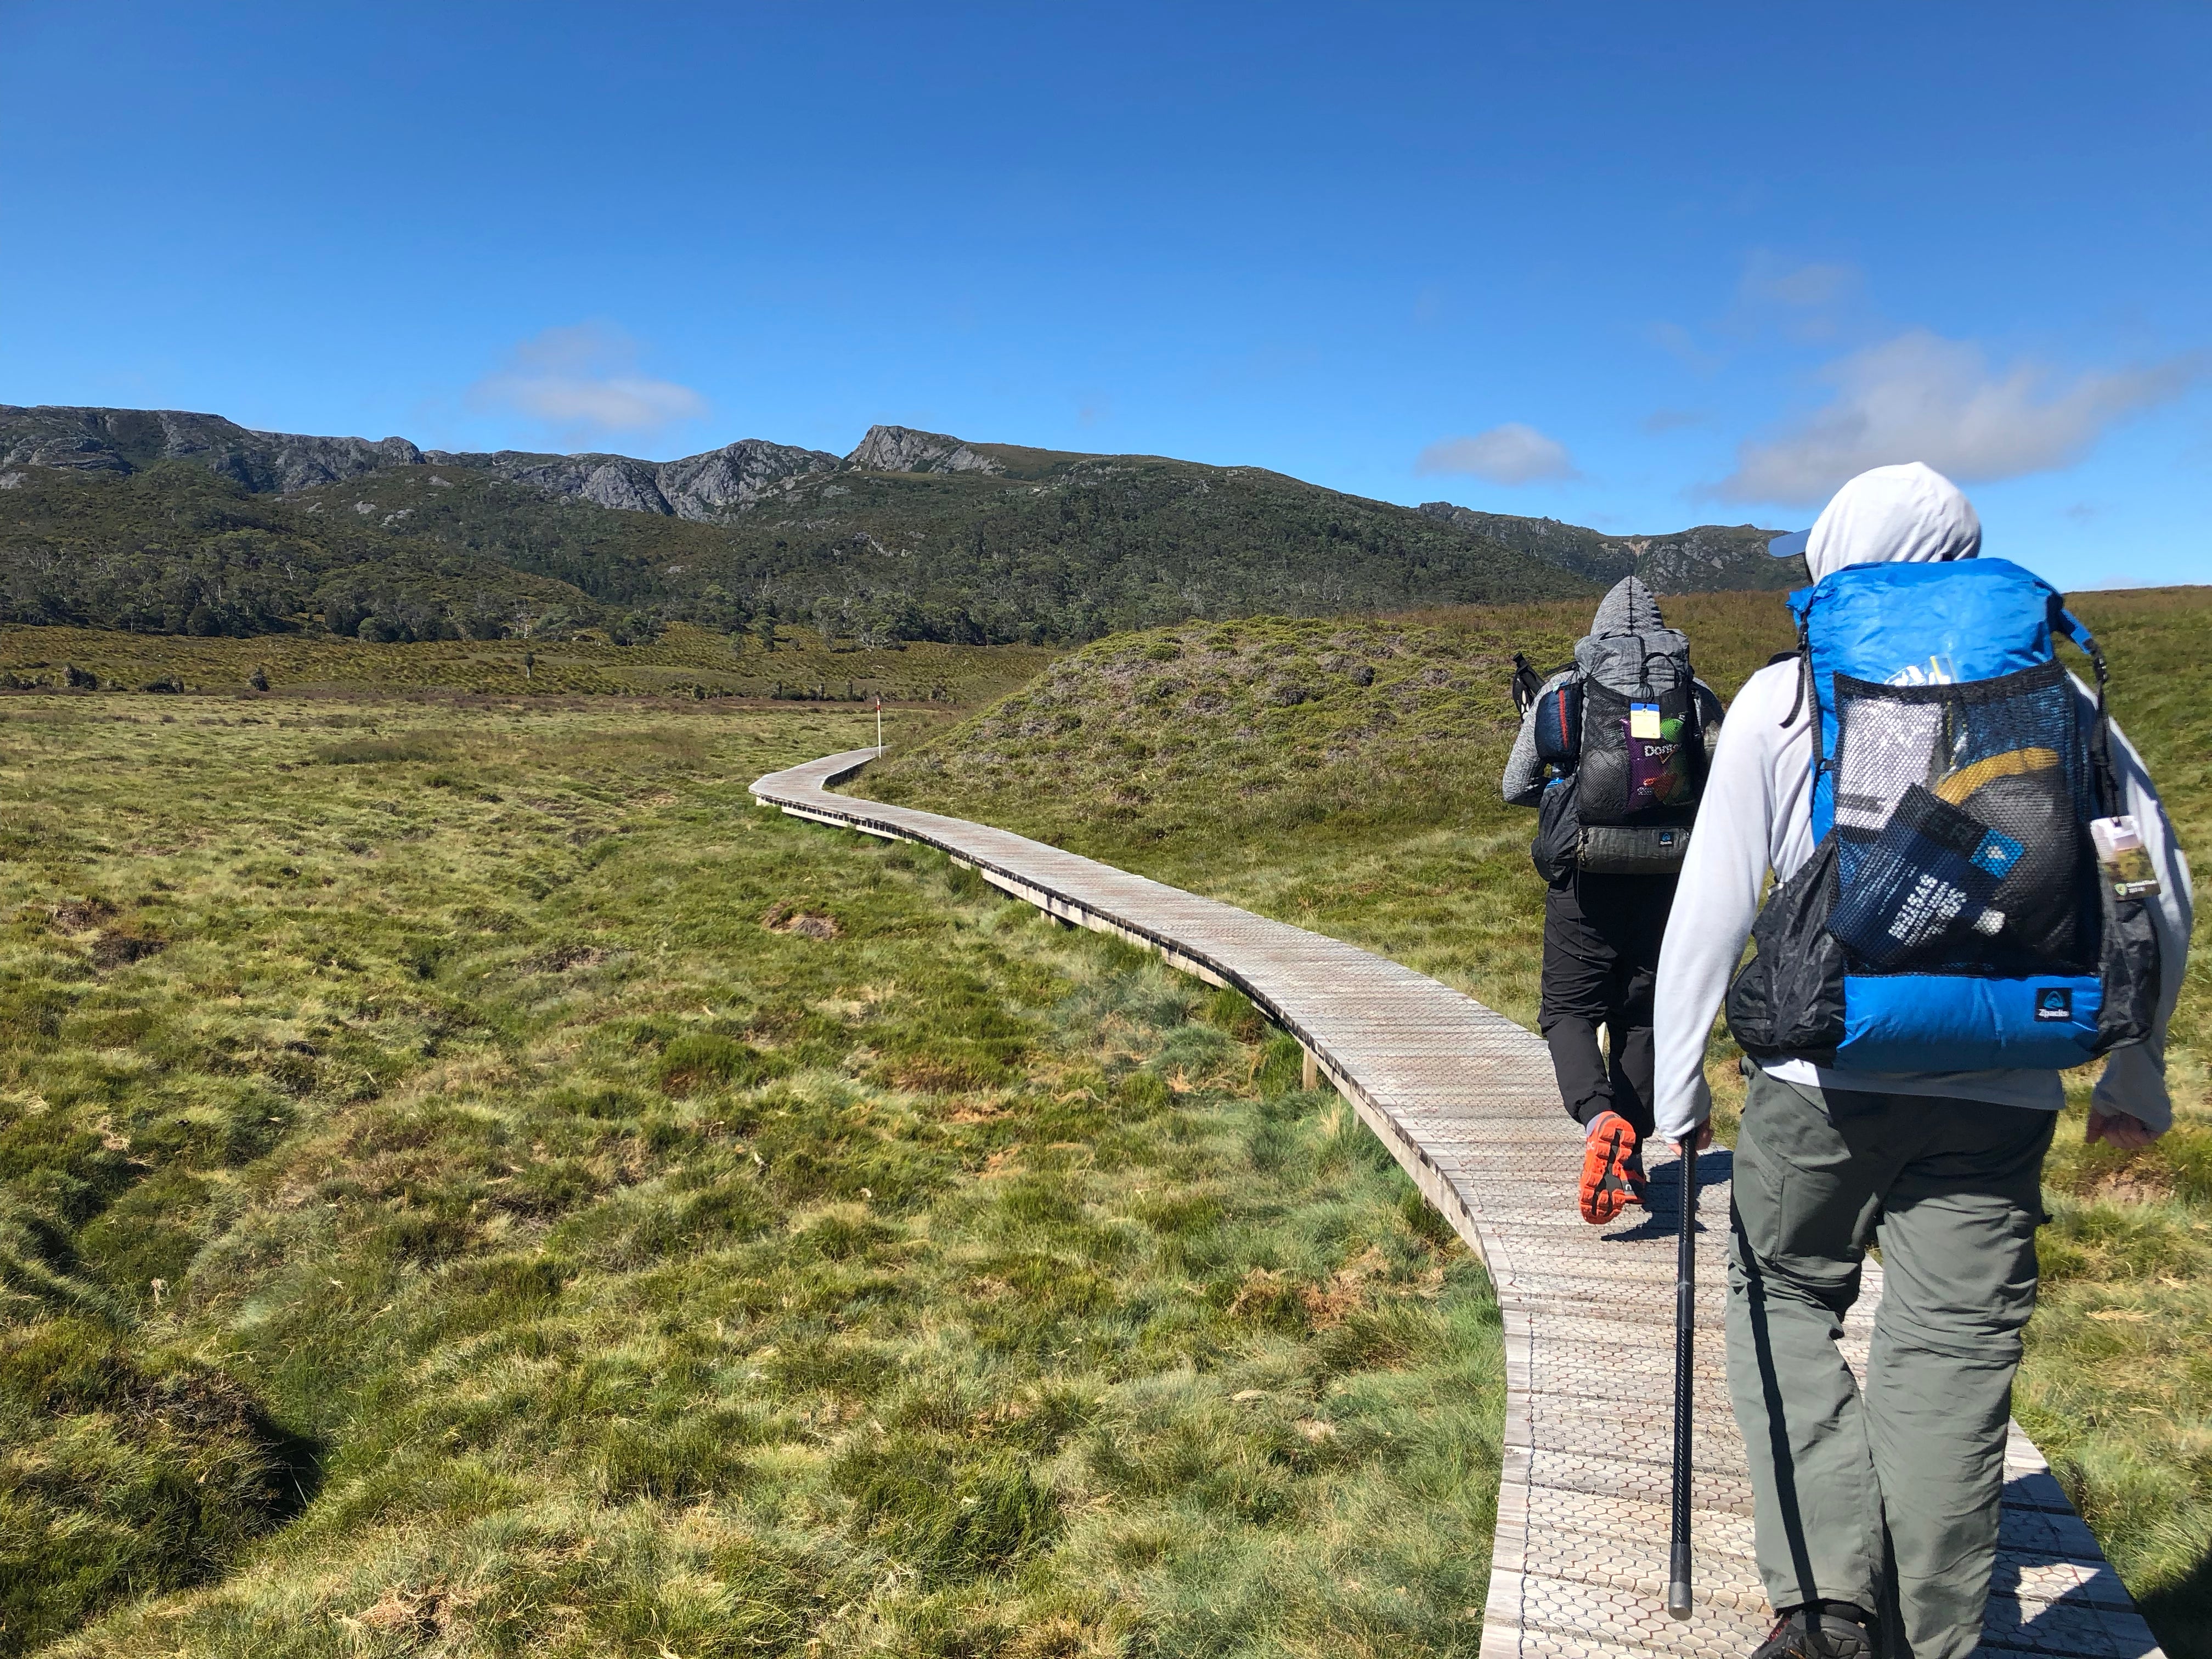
[[2086, 1109, 2158, 1150], [1670, 1122, 1714, 1156]]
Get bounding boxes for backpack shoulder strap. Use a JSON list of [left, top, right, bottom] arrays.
[[1781, 618, 1815, 732]]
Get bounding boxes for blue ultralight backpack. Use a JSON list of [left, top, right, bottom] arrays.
[[1725, 558, 2160, 1071]]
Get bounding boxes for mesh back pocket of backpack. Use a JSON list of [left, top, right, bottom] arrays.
[[1829, 661, 2090, 974]]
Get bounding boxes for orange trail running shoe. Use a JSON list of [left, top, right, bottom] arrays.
[[1579, 1110, 1640, 1225]]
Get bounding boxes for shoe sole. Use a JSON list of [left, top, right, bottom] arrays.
[[1579, 1116, 1639, 1225]]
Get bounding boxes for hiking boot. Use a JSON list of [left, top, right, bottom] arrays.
[[1578, 1110, 1639, 1224], [1748, 1603, 1878, 1659]]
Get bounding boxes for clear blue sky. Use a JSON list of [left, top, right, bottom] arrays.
[[5, 2, 2207, 589]]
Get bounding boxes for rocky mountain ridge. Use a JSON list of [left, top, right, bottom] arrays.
[[0, 404, 848, 523], [0, 405, 421, 494], [0, 402, 1808, 647], [1415, 501, 1805, 591], [3, 407, 1793, 591], [0, 407, 1057, 518], [0, 406, 1593, 643]]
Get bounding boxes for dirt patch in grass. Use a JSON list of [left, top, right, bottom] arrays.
[[49, 897, 116, 932], [88, 927, 165, 968], [761, 898, 842, 939]]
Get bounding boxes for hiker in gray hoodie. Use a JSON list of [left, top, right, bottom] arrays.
[[1506, 576, 1724, 1223], [1652, 464, 2193, 1659]]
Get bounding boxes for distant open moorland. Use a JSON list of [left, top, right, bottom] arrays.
[[0, 620, 1054, 708]]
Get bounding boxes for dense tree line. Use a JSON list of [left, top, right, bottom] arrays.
[[0, 450, 1594, 644]]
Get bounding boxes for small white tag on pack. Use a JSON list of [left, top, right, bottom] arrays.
[[1629, 702, 1662, 739], [2090, 815, 2161, 898]]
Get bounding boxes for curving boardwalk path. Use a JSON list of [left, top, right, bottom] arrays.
[[752, 749, 2164, 1659]]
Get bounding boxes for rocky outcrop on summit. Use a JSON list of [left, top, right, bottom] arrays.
[[1630, 524, 1805, 591], [844, 425, 1007, 476], [1418, 500, 1804, 594], [1418, 503, 1635, 584], [654, 439, 841, 516], [424, 439, 839, 520], [0, 405, 422, 493], [0, 405, 841, 523]]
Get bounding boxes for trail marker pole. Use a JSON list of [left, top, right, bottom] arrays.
[[1668, 1139, 1700, 1620], [875, 696, 883, 751]]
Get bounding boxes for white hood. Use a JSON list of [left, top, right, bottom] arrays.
[[1804, 462, 1982, 582]]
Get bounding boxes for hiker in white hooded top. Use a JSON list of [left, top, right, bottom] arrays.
[[1652, 462, 2192, 1659]]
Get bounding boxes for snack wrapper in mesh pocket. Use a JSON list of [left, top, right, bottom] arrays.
[[1827, 784, 2024, 970]]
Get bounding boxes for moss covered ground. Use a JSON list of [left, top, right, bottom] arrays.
[[0, 692, 1499, 1656], [862, 586, 2212, 1657]]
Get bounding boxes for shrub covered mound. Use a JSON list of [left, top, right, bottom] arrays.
[[865, 587, 2212, 1658], [861, 595, 1800, 1032], [872, 614, 1514, 846], [0, 697, 1502, 1657], [864, 595, 1802, 850]]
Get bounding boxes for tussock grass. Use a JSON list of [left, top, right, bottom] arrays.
[[0, 620, 1056, 706], [0, 695, 1500, 1655], [865, 586, 2212, 1655], [314, 734, 458, 765]]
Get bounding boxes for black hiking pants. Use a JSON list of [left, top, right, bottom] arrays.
[[1538, 871, 1677, 1142]]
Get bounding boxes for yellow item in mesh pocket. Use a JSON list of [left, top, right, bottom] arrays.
[[1932, 746, 2061, 806], [1629, 702, 1662, 739]]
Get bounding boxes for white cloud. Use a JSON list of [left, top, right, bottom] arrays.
[[1647, 320, 1722, 376], [469, 323, 708, 442], [1415, 422, 1577, 486], [1712, 330, 2204, 505], [1741, 256, 1860, 310]]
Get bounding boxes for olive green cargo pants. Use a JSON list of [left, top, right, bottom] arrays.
[[1726, 1067, 2055, 1659]]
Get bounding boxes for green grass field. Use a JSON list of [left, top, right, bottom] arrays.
[[0, 620, 1056, 707], [4, 585, 2204, 1656], [862, 587, 2212, 1657], [0, 692, 1499, 1657]]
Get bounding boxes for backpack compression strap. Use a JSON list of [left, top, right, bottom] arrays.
[[2051, 602, 2123, 816]]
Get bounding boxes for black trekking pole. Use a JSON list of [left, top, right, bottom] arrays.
[[1667, 1138, 1700, 1620]]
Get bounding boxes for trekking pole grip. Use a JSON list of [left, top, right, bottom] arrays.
[[1667, 1139, 1699, 1620]]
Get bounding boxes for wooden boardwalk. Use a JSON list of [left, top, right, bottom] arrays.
[[752, 748, 2165, 1659]]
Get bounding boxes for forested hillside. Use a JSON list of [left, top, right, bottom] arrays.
[[1415, 501, 1804, 591], [1, 404, 1797, 646]]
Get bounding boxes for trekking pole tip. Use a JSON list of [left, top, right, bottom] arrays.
[[1667, 1583, 1692, 1620]]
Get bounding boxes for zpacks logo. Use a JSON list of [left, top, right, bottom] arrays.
[[2033, 986, 2074, 1023]]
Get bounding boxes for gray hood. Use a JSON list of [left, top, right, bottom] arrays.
[[1590, 575, 1664, 636], [1805, 462, 1981, 582]]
